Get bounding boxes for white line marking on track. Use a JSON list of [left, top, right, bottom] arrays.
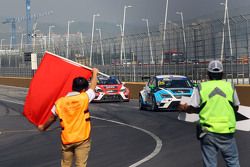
[[0, 129, 38, 133], [91, 116, 163, 167], [0, 98, 24, 105]]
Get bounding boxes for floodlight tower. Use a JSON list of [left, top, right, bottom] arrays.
[[26, 0, 32, 51]]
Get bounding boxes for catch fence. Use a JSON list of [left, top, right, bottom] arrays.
[[0, 14, 250, 84]]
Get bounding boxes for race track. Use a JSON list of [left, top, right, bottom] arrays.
[[0, 85, 250, 167]]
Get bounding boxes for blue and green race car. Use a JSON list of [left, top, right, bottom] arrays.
[[139, 75, 194, 111]]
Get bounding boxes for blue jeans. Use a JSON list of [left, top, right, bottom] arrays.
[[200, 132, 240, 167]]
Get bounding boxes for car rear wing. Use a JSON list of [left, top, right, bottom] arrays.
[[141, 76, 150, 80]]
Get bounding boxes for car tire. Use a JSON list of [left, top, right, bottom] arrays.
[[139, 95, 144, 110], [151, 96, 158, 111]]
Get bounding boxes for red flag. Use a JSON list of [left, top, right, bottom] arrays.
[[23, 51, 92, 126]]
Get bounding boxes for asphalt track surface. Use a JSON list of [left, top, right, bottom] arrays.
[[0, 85, 250, 167]]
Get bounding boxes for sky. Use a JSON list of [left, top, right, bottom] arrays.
[[1, 0, 250, 35]]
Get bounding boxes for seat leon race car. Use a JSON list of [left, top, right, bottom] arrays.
[[139, 75, 194, 111], [93, 76, 130, 102]]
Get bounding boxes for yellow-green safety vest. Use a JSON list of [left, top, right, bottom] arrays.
[[199, 80, 236, 134]]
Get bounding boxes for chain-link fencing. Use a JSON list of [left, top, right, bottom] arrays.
[[0, 14, 250, 84]]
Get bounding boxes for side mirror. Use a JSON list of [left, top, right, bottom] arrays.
[[149, 84, 156, 90], [193, 83, 198, 87]]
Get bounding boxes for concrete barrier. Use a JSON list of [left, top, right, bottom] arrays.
[[234, 85, 250, 107], [124, 82, 145, 99], [0, 77, 31, 88], [0, 77, 249, 106]]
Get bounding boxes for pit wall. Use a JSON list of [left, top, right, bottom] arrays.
[[0, 77, 249, 107]]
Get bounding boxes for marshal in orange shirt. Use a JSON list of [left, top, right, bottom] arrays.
[[55, 92, 91, 144]]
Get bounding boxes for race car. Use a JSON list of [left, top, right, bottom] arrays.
[[139, 75, 194, 111], [93, 76, 130, 102]]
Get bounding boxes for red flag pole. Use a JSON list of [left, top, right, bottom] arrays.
[[45, 51, 110, 78]]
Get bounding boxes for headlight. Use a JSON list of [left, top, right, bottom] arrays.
[[160, 94, 172, 98], [120, 88, 126, 92]]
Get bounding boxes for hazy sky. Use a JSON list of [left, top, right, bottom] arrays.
[[1, 0, 250, 26], [1, 0, 250, 36]]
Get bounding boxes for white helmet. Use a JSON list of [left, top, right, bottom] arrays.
[[207, 60, 223, 73]]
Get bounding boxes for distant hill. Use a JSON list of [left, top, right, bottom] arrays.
[[34, 21, 154, 38], [1, 4, 250, 40]]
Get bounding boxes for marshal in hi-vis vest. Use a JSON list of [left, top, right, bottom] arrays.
[[55, 92, 91, 144], [199, 80, 236, 134]]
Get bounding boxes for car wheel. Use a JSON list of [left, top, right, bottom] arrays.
[[151, 96, 158, 111], [139, 95, 144, 110]]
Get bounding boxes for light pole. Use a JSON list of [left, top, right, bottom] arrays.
[[51, 38, 55, 53], [80, 32, 85, 57], [142, 18, 154, 64], [66, 20, 75, 59], [176, 11, 187, 74], [32, 29, 40, 52], [43, 36, 47, 51], [9, 37, 13, 50], [20, 34, 25, 51], [90, 13, 100, 66], [0, 39, 4, 68], [116, 24, 123, 64], [96, 28, 104, 65], [132, 51, 136, 81], [48, 25, 55, 50], [176, 12, 186, 53], [161, 0, 169, 65], [1, 39, 5, 50], [220, 0, 232, 61], [121, 5, 133, 64]]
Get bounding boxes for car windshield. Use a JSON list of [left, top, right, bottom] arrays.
[[158, 79, 193, 88], [98, 77, 121, 85]]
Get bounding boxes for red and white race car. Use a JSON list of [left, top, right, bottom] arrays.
[[93, 76, 130, 102]]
